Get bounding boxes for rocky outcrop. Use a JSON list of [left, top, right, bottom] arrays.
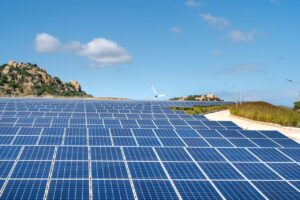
[[0, 60, 91, 97], [69, 80, 81, 92], [170, 93, 223, 101]]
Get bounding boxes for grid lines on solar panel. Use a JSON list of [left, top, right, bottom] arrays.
[[47, 179, 90, 200], [214, 181, 264, 200], [253, 181, 300, 200], [11, 161, 51, 178], [92, 180, 134, 200], [174, 181, 222, 200], [92, 162, 128, 179], [128, 162, 167, 179], [52, 161, 89, 178], [134, 180, 178, 200], [233, 163, 282, 180], [0, 179, 47, 200]]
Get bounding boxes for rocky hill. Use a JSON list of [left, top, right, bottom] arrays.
[[170, 94, 223, 101], [0, 60, 91, 97]]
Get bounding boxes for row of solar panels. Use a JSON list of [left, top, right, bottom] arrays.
[[1, 159, 300, 180], [0, 128, 291, 139], [0, 179, 300, 199], [0, 136, 298, 148], [0, 145, 299, 162]]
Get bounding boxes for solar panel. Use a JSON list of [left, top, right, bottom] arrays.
[[0, 98, 299, 199]]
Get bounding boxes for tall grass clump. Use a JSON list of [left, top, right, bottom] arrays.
[[229, 101, 300, 127]]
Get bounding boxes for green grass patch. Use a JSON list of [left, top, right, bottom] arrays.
[[171, 104, 230, 115], [229, 101, 300, 127]]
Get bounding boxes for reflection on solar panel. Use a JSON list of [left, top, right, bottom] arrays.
[[0, 98, 299, 199]]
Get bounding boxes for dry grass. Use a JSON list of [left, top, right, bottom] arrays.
[[229, 101, 300, 127]]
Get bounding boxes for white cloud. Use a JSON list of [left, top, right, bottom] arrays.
[[171, 27, 182, 35], [34, 33, 132, 67], [35, 33, 61, 53], [228, 30, 265, 43], [185, 0, 203, 7], [211, 50, 223, 57], [79, 38, 132, 66], [200, 13, 230, 29]]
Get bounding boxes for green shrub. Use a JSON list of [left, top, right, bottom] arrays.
[[294, 101, 300, 110]]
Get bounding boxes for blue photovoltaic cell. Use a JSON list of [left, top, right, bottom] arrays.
[[89, 137, 112, 146], [233, 163, 281, 180], [249, 148, 292, 162], [47, 180, 90, 200], [93, 180, 134, 200], [155, 129, 178, 137], [64, 136, 87, 145], [66, 128, 87, 136], [160, 137, 185, 147], [92, 162, 128, 178], [200, 163, 243, 180], [291, 181, 300, 190], [278, 148, 300, 162], [272, 139, 300, 148], [132, 129, 155, 137], [217, 130, 245, 138], [182, 138, 210, 147], [123, 147, 158, 161], [176, 129, 199, 137], [250, 139, 281, 148], [91, 147, 123, 161], [155, 148, 192, 161], [136, 137, 161, 146], [11, 161, 51, 178], [0, 161, 14, 178], [128, 162, 167, 179], [218, 148, 259, 162], [113, 137, 137, 146], [39, 136, 62, 145], [214, 181, 264, 200], [238, 130, 266, 138], [88, 128, 110, 136], [267, 163, 300, 180], [56, 146, 88, 160], [1, 180, 47, 200], [187, 148, 225, 161], [20, 146, 55, 160], [13, 136, 39, 145], [164, 162, 205, 179], [0, 127, 19, 135], [174, 181, 222, 200], [0, 136, 14, 144], [111, 128, 132, 136], [259, 130, 288, 139], [197, 130, 222, 138], [134, 180, 178, 200], [253, 181, 300, 200], [227, 139, 257, 147], [205, 138, 234, 147], [42, 128, 64, 136], [18, 127, 42, 135], [52, 161, 89, 178]]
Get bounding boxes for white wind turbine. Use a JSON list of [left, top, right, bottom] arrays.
[[151, 85, 167, 100]]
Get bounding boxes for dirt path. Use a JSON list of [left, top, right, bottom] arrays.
[[205, 110, 300, 143]]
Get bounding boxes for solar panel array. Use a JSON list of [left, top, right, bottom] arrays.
[[0, 98, 299, 200]]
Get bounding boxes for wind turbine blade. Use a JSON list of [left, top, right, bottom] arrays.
[[157, 94, 166, 97], [151, 85, 158, 95]]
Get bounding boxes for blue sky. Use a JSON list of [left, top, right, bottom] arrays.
[[1, 0, 299, 106]]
